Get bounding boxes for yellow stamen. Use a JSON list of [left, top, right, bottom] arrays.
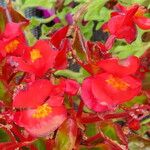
[[106, 75, 129, 91], [30, 49, 42, 62], [135, 7, 145, 17], [32, 103, 52, 119], [5, 40, 19, 53]]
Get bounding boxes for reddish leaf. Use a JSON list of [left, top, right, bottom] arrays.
[[55, 118, 77, 150], [72, 26, 87, 62]]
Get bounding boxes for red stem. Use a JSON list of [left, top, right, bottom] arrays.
[[10, 123, 26, 142], [17, 72, 26, 85], [76, 99, 84, 118], [81, 112, 128, 124], [85, 133, 103, 144], [81, 116, 102, 124]]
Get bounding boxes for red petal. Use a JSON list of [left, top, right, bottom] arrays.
[[107, 15, 137, 43], [54, 39, 69, 70], [9, 40, 58, 77], [47, 96, 64, 107], [98, 56, 139, 76], [105, 35, 116, 50], [114, 3, 127, 13], [92, 73, 141, 105], [13, 105, 67, 137], [81, 77, 109, 112], [50, 26, 69, 49], [3, 22, 24, 38], [13, 79, 52, 108], [134, 16, 150, 30], [65, 79, 80, 95]]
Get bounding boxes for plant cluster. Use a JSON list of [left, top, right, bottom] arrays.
[[0, 0, 150, 150]]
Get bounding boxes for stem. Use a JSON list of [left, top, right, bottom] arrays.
[[98, 129, 126, 150], [81, 116, 102, 124], [81, 112, 128, 124], [4, 0, 12, 22], [76, 99, 84, 118], [7, 72, 17, 84], [85, 133, 103, 144], [10, 123, 26, 142], [17, 72, 26, 85]]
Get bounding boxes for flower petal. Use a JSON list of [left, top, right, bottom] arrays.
[[64, 79, 80, 96], [13, 79, 52, 108], [50, 26, 69, 49], [134, 16, 150, 30], [92, 73, 141, 105], [98, 56, 139, 76], [81, 77, 109, 112], [13, 105, 67, 137]]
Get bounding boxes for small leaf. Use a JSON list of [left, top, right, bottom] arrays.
[[0, 81, 7, 100], [54, 68, 90, 83], [84, 0, 108, 21], [34, 138, 46, 150], [123, 95, 147, 107], [55, 118, 77, 150], [0, 129, 11, 142], [72, 27, 87, 62], [21, 0, 55, 9]]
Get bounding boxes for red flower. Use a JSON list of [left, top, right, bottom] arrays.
[[81, 56, 141, 112], [0, 22, 27, 57], [103, 4, 150, 49], [9, 40, 58, 77], [13, 79, 67, 137]]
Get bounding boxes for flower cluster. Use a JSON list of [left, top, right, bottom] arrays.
[[0, 2, 150, 150]]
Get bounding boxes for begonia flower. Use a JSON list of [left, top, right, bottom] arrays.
[[0, 22, 27, 57], [81, 56, 141, 112], [103, 4, 150, 49], [13, 79, 67, 137], [8, 40, 58, 77]]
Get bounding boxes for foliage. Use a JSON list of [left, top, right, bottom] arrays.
[[0, 0, 149, 150]]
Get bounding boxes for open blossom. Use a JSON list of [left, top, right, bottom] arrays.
[[8, 40, 58, 77], [81, 56, 141, 112], [7, 26, 70, 77], [103, 4, 150, 49], [0, 22, 27, 57], [13, 79, 67, 137]]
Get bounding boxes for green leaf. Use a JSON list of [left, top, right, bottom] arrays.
[[85, 123, 99, 137], [0, 8, 6, 34], [54, 68, 90, 83], [34, 139, 46, 150], [0, 129, 11, 142], [96, 7, 111, 30], [112, 29, 150, 59], [100, 122, 118, 141], [21, 0, 55, 10], [55, 118, 77, 150], [24, 27, 37, 46], [84, 0, 108, 21], [80, 21, 94, 39], [0, 81, 7, 100], [123, 95, 147, 107], [64, 0, 73, 6], [128, 136, 150, 150]]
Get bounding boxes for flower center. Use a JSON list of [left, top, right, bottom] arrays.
[[106, 75, 129, 91], [30, 49, 42, 62], [5, 40, 19, 53], [134, 7, 145, 17], [32, 103, 52, 119]]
